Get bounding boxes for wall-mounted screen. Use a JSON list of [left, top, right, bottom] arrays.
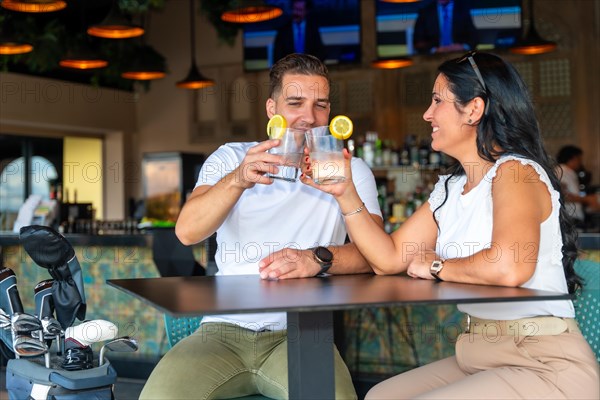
[[243, 0, 361, 71], [376, 0, 522, 57]]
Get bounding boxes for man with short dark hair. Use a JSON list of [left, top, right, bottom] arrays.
[[556, 145, 599, 225], [139, 53, 381, 400]]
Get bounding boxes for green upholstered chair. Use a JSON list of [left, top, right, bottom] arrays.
[[163, 315, 270, 399], [573, 259, 600, 362], [163, 315, 203, 348]]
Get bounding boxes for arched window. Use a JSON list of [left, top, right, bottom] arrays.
[[0, 156, 58, 213]]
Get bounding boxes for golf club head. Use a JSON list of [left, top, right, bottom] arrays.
[[99, 336, 138, 365], [0, 308, 11, 329], [62, 345, 94, 371], [0, 308, 14, 353], [13, 333, 48, 357], [41, 317, 62, 339], [65, 319, 118, 347], [11, 312, 43, 333]]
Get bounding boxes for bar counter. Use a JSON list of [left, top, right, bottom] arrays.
[[0, 231, 151, 247]]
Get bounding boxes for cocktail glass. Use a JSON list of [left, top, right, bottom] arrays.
[[305, 126, 345, 185]]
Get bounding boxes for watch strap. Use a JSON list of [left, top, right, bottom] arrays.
[[312, 247, 333, 277], [430, 259, 445, 282]]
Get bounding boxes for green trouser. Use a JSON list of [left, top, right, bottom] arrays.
[[140, 322, 357, 400]]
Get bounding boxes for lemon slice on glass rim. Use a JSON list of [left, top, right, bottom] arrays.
[[266, 114, 287, 139], [329, 115, 353, 140]]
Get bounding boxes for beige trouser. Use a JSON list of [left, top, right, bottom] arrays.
[[366, 330, 599, 399]]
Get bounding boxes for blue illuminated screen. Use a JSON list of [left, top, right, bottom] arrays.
[[376, 0, 522, 57], [242, 0, 361, 71]]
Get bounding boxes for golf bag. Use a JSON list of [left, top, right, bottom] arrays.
[[4, 226, 136, 398], [6, 358, 117, 400]]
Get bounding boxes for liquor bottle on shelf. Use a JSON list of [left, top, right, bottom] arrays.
[[382, 140, 393, 167], [392, 198, 406, 222], [355, 135, 364, 159], [429, 150, 441, 168], [363, 141, 374, 167], [405, 193, 416, 218], [419, 138, 430, 166], [405, 135, 419, 166], [413, 186, 424, 209], [391, 146, 400, 166], [374, 139, 383, 167], [400, 146, 410, 166], [377, 184, 389, 219]]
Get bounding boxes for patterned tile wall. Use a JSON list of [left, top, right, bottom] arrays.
[[343, 305, 464, 376], [3, 245, 166, 358]]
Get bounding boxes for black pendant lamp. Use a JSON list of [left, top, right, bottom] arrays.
[[0, 19, 33, 55], [1, 0, 66, 13], [221, 1, 283, 24], [87, 0, 144, 39], [121, 45, 167, 81], [59, 44, 108, 70], [510, 0, 557, 55], [0, 39, 33, 55], [59, 3, 108, 70], [176, 0, 214, 90], [371, 57, 414, 69]]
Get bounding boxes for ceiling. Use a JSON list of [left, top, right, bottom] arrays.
[[0, 0, 162, 90]]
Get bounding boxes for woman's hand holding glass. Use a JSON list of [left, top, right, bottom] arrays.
[[301, 147, 354, 198]]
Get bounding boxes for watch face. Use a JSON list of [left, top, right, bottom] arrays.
[[314, 246, 333, 263]]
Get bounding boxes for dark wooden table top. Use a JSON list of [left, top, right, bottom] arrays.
[[107, 274, 571, 317]]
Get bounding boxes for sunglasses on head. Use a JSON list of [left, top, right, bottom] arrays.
[[457, 51, 489, 116]]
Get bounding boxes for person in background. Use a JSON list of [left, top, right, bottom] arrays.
[[556, 145, 600, 227], [413, 0, 478, 55], [273, 0, 326, 63], [139, 53, 382, 400], [303, 51, 599, 399]]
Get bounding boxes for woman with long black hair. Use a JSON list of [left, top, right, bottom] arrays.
[[303, 52, 599, 399]]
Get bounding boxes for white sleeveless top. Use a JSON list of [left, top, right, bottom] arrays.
[[429, 155, 574, 320]]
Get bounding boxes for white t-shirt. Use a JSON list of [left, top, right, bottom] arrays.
[[558, 164, 584, 221], [429, 155, 574, 320], [196, 142, 382, 330]]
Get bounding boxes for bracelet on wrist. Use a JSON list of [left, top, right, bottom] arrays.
[[342, 202, 365, 217]]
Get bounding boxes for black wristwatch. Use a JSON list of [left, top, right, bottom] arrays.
[[312, 246, 333, 277]]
